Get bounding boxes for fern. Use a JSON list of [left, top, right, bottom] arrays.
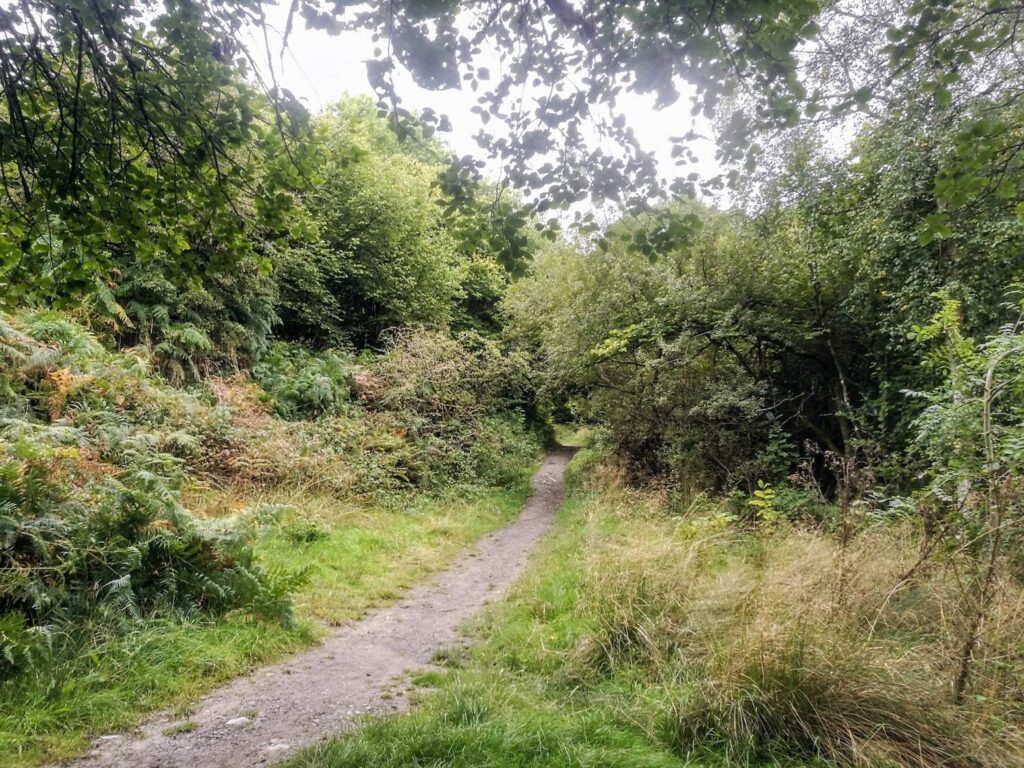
[[0, 312, 303, 681], [92, 278, 134, 329]]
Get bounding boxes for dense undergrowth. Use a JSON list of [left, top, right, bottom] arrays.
[[0, 84, 549, 765], [0, 310, 542, 765], [292, 450, 1024, 768]]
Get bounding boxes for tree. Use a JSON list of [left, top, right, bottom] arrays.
[[504, 87, 1024, 490], [0, 0, 307, 306], [327, 0, 822, 217], [7, 0, 1020, 302], [272, 97, 534, 348], [911, 294, 1024, 702]]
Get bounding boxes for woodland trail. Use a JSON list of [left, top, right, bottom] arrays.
[[60, 450, 573, 768]]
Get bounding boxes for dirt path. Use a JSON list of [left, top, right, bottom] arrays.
[[62, 450, 573, 768]]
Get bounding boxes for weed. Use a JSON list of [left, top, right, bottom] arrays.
[[280, 517, 330, 546], [162, 721, 199, 737]]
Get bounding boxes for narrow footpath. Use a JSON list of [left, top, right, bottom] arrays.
[[62, 450, 573, 768]]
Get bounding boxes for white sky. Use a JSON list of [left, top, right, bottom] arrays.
[[253, 13, 723, 203]]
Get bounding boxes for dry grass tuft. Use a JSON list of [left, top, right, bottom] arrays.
[[669, 642, 989, 767], [566, 475, 1024, 767]]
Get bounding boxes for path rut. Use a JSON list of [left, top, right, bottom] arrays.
[[61, 450, 572, 768]]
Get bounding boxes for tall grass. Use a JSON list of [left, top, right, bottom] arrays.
[[291, 453, 1024, 768], [566, 476, 1024, 767]]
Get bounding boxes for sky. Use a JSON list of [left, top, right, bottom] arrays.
[[249, 9, 724, 203]]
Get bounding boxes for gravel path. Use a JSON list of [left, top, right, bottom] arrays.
[[61, 450, 573, 768]]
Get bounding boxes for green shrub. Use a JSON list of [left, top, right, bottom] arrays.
[[110, 252, 278, 383], [0, 439, 305, 637], [0, 312, 306, 683], [369, 328, 532, 421], [362, 328, 541, 486], [464, 416, 539, 486], [252, 342, 354, 420]]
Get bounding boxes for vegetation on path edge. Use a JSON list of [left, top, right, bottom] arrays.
[[290, 450, 1024, 768]]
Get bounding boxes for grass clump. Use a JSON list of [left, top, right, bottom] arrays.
[[669, 644, 982, 768], [163, 721, 199, 737]]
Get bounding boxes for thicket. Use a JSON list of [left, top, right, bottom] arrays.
[[0, 313, 301, 676], [507, 102, 1024, 493]]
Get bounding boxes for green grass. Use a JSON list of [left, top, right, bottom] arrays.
[[287, 457, 693, 768], [256, 482, 534, 625], [287, 453, 1018, 768], [0, 469, 535, 767], [1, 616, 310, 767], [553, 423, 594, 448]]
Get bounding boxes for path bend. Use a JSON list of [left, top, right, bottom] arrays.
[[62, 449, 573, 768]]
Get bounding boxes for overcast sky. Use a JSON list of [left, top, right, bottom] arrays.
[[252, 11, 723, 201]]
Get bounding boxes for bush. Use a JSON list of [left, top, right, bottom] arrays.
[[0, 312, 307, 682], [252, 342, 354, 420], [110, 251, 278, 382], [279, 516, 330, 546], [369, 328, 532, 421], [463, 416, 539, 486], [362, 328, 541, 486], [0, 438, 304, 637]]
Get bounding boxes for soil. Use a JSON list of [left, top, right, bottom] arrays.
[[61, 450, 573, 768]]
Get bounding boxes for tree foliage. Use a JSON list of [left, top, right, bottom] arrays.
[[318, 0, 1024, 231], [507, 85, 1024, 490], [0, 0, 309, 305]]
